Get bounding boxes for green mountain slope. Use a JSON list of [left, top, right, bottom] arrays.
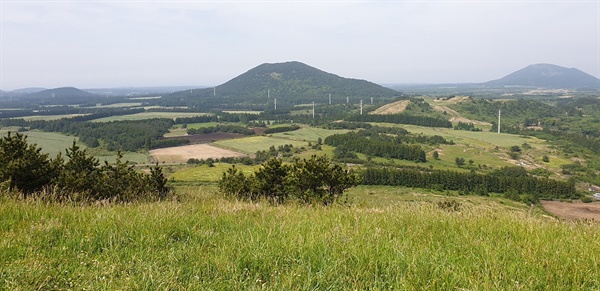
[[166, 61, 400, 108]]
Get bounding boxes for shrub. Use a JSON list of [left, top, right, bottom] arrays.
[[581, 196, 594, 203]]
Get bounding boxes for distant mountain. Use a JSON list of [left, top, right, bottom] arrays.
[[485, 64, 600, 89], [169, 61, 400, 104], [23, 87, 100, 104], [11, 87, 47, 94]]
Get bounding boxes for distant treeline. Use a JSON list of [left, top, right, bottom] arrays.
[[187, 125, 255, 135], [361, 166, 578, 200], [325, 131, 427, 162], [0, 118, 174, 151], [346, 113, 452, 128], [263, 125, 300, 134]]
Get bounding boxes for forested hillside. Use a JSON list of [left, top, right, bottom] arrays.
[[161, 61, 401, 110]]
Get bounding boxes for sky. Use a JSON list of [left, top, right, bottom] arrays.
[[1, 1, 599, 90]]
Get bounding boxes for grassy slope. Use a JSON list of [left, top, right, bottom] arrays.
[[1, 189, 598, 290]]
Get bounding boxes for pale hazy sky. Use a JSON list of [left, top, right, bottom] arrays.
[[1, 1, 599, 90]]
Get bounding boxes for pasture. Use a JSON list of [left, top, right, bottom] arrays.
[[169, 163, 257, 183], [271, 127, 349, 142], [0, 129, 80, 157], [214, 136, 309, 154]]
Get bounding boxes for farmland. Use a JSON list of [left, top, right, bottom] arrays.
[[214, 136, 309, 154], [149, 144, 247, 163]]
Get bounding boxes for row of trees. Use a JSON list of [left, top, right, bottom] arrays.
[[0, 132, 169, 202], [361, 166, 578, 200], [219, 156, 358, 205], [325, 131, 427, 162], [346, 113, 452, 128], [0, 118, 174, 151], [186, 125, 256, 135]]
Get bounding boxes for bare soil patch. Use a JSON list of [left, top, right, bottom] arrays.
[[370, 100, 411, 115], [541, 200, 600, 221], [149, 144, 247, 163]]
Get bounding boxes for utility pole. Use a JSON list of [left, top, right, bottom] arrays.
[[360, 100, 363, 115], [213, 87, 216, 96], [312, 102, 315, 118], [329, 93, 331, 105], [346, 96, 349, 103], [274, 98, 277, 110], [371, 97, 373, 104]]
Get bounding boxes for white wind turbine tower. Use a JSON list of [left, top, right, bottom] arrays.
[[360, 100, 363, 115], [498, 110, 501, 134]]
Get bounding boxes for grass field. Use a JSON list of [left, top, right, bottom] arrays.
[[0, 129, 149, 164], [91, 112, 211, 122], [170, 163, 258, 182], [1, 187, 599, 290], [0, 129, 80, 157], [13, 114, 88, 121], [272, 127, 349, 142], [214, 136, 309, 154]]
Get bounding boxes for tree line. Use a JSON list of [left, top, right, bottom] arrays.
[[219, 156, 358, 205], [0, 132, 169, 202], [346, 113, 452, 128], [361, 166, 578, 201]]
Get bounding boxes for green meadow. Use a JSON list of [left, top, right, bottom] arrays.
[[1, 188, 598, 290], [214, 136, 310, 154]]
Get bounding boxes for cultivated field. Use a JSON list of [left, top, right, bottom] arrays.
[[541, 200, 600, 221], [149, 144, 247, 163]]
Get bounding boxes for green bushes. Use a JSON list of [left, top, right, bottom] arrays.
[[0, 132, 169, 202], [219, 156, 358, 205]]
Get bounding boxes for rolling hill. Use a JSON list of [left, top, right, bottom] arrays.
[[168, 61, 400, 106], [20, 87, 100, 104], [485, 63, 600, 89]]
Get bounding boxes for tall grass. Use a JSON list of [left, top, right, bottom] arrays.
[[1, 188, 598, 290]]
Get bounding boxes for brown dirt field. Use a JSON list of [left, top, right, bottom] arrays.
[[370, 100, 411, 115], [541, 200, 600, 221], [149, 144, 247, 163]]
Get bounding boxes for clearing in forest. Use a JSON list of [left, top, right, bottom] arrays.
[[370, 100, 411, 115], [149, 144, 247, 163]]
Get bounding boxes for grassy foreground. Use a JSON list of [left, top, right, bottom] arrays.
[[1, 188, 599, 290]]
